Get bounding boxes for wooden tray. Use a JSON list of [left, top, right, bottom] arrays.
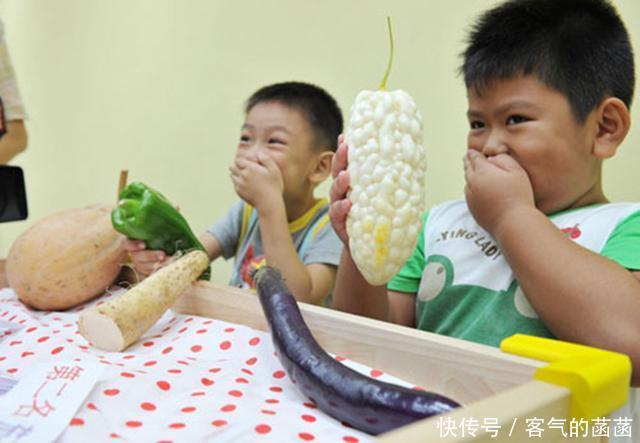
[[173, 281, 610, 442], [0, 261, 617, 442]]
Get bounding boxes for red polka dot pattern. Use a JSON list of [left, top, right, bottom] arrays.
[[0, 287, 386, 442], [220, 404, 236, 412], [141, 402, 157, 411], [255, 424, 271, 434], [156, 380, 171, 391]]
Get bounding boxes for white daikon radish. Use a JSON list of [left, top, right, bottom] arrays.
[[78, 250, 209, 352]]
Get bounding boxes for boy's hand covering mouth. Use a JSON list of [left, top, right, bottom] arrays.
[[464, 150, 535, 236], [328, 135, 352, 247], [229, 153, 284, 210]]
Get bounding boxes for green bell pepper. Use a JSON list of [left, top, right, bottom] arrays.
[[111, 181, 210, 280]]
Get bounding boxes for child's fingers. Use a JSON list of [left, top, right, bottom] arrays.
[[255, 152, 279, 174], [123, 238, 146, 252], [329, 199, 351, 223], [233, 157, 257, 173], [152, 256, 173, 272], [330, 170, 350, 203], [465, 149, 483, 170], [328, 199, 351, 243], [131, 249, 166, 264], [229, 164, 247, 183], [487, 152, 523, 172], [229, 159, 249, 175], [130, 249, 167, 275], [331, 140, 349, 179], [466, 150, 499, 178], [463, 151, 471, 172]]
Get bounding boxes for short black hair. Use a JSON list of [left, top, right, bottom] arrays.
[[461, 0, 635, 122], [245, 81, 343, 152]]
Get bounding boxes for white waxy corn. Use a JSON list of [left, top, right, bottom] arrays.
[[345, 89, 426, 285]]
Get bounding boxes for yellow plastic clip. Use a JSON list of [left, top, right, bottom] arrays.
[[501, 334, 631, 419]]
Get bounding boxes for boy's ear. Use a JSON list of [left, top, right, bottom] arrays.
[[592, 97, 631, 159], [308, 150, 334, 184]]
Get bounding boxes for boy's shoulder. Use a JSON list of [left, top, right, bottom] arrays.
[[426, 200, 640, 218], [550, 202, 640, 219], [423, 200, 640, 232]]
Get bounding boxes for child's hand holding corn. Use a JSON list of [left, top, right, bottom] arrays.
[[329, 135, 352, 247]]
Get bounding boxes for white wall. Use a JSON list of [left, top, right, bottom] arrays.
[[1, 0, 639, 284]]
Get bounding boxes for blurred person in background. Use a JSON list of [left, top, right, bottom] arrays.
[[0, 18, 27, 164]]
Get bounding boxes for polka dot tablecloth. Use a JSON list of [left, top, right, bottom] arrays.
[[0, 287, 418, 442]]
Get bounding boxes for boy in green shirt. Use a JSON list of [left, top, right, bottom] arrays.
[[329, 0, 640, 385]]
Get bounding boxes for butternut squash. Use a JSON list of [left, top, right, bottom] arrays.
[[6, 204, 126, 310]]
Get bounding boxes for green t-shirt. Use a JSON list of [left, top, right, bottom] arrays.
[[388, 201, 640, 347]]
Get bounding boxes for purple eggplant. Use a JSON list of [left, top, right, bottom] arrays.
[[254, 266, 461, 436]]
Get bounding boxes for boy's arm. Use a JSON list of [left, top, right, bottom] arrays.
[[497, 211, 640, 385], [332, 248, 390, 320], [198, 231, 224, 261], [331, 221, 416, 326], [230, 151, 335, 304], [330, 137, 415, 325], [465, 150, 640, 386], [257, 196, 335, 304]]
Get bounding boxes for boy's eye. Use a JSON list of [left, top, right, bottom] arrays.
[[469, 121, 484, 130], [268, 138, 286, 145], [506, 115, 528, 125], [239, 135, 250, 143]]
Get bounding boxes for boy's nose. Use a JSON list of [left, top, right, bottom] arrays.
[[481, 134, 509, 157], [238, 144, 261, 162]]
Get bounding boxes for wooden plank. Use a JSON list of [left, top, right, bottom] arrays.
[[175, 282, 611, 441], [173, 281, 544, 405], [379, 381, 603, 442]]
